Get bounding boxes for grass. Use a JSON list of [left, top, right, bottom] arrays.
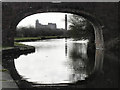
[[14, 36, 64, 41], [14, 37, 41, 41], [0, 43, 27, 51], [0, 46, 14, 51], [14, 42, 27, 46], [0, 69, 8, 72]]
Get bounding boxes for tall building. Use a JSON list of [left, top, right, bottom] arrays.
[[35, 20, 57, 29]]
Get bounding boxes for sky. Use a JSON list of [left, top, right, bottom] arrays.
[[17, 12, 73, 29]]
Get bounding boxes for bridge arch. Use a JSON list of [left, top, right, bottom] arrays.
[[12, 8, 104, 50]]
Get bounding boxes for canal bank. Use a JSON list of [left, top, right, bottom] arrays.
[[1, 50, 19, 89], [14, 36, 67, 42], [1, 43, 35, 89], [2, 43, 35, 57]]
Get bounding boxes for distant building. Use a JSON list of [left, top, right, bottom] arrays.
[[48, 23, 57, 29], [36, 19, 57, 29]]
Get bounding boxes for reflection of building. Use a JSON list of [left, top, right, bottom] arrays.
[[36, 19, 57, 29]]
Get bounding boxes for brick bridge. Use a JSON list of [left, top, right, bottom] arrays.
[[2, 2, 119, 50]]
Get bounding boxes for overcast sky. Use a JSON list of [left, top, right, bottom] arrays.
[[17, 12, 73, 29]]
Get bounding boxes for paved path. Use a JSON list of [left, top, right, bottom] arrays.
[[0, 64, 19, 90]]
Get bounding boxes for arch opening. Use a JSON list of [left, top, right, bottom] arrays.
[[13, 11, 104, 85]]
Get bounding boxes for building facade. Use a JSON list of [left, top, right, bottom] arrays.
[[36, 20, 57, 29]]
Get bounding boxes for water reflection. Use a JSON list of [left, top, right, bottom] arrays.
[[14, 38, 95, 84], [66, 39, 89, 82]]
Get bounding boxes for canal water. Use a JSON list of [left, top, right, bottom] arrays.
[[14, 38, 95, 84], [13, 38, 119, 88]]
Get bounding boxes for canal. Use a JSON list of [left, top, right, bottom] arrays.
[[2, 38, 119, 88], [14, 38, 93, 84]]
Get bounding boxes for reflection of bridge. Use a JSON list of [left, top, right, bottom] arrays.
[[2, 2, 119, 50]]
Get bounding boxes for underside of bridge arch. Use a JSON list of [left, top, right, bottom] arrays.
[[2, 2, 118, 50]]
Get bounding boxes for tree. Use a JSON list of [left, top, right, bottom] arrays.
[[67, 14, 95, 43], [16, 26, 66, 37]]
